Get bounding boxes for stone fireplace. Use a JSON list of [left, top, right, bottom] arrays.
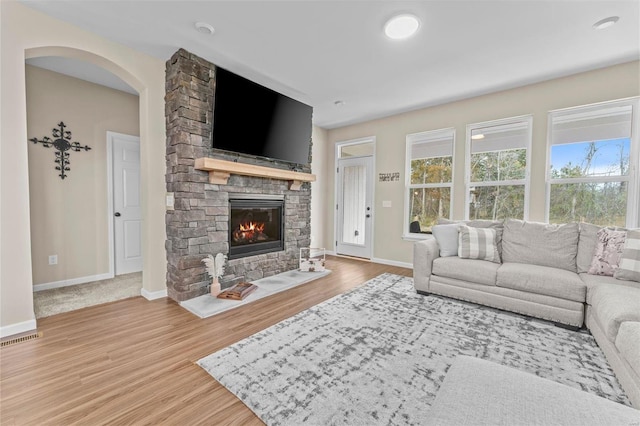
[[164, 49, 313, 302]]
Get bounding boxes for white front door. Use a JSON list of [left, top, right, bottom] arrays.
[[111, 133, 142, 275], [336, 156, 373, 258]]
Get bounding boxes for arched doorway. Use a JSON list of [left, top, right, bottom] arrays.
[[25, 47, 151, 317], [24, 52, 143, 317]]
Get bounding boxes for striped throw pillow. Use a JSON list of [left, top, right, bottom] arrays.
[[614, 229, 640, 283], [458, 225, 501, 263]]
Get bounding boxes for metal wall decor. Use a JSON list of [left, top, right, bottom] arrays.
[[29, 121, 91, 180], [379, 172, 400, 182]]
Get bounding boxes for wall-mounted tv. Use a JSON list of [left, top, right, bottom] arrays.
[[212, 67, 313, 166]]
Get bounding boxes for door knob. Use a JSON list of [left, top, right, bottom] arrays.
[[114, 212, 121, 217]]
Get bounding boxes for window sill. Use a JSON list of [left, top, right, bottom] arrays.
[[402, 233, 433, 242]]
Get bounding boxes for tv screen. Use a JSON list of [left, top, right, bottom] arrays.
[[212, 67, 313, 165]]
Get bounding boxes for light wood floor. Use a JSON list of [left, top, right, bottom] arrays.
[[1, 256, 411, 425]]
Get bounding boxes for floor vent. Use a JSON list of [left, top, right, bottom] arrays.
[[1, 331, 43, 348]]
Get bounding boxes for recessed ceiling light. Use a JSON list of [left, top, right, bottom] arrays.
[[471, 134, 485, 140], [334, 100, 346, 107], [384, 14, 420, 40], [593, 16, 619, 30], [195, 22, 215, 35]]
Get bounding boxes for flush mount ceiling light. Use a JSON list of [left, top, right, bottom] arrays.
[[471, 134, 485, 140], [195, 22, 215, 35], [384, 14, 420, 40], [593, 16, 619, 30]]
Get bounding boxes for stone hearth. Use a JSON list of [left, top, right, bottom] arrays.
[[165, 49, 312, 302]]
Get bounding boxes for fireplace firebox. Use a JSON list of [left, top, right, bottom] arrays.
[[228, 198, 285, 259]]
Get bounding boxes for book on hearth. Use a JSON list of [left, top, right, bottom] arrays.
[[217, 282, 258, 300]]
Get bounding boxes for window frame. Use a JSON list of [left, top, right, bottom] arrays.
[[403, 128, 455, 240], [545, 97, 640, 227], [464, 115, 533, 221]]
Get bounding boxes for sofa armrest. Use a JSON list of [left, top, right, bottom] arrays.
[[413, 236, 439, 292]]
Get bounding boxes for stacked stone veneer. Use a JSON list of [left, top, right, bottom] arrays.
[[165, 49, 312, 302]]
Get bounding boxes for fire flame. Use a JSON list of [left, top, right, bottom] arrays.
[[233, 221, 267, 243], [239, 222, 264, 233]]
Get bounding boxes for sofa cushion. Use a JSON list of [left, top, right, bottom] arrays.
[[615, 321, 640, 379], [580, 273, 640, 304], [590, 284, 640, 342], [496, 262, 586, 302], [424, 356, 640, 426], [588, 228, 626, 276], [502, 219, 579, 272], [431, 224, 459, 257], [614, 228, 640, 282], [433, 257, 499, 286], [438, 218, 504, 255], [458, 225, 501, 263], [577, 222, 601, 274]]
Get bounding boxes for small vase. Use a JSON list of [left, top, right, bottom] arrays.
[[211, 277, 221, 297]]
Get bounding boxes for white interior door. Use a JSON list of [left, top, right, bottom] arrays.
[[112, 133, 142, 275], [336, 156, 373, 258]]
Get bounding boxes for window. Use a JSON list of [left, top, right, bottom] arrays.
[[404, 129, 454, 237], [466, 116, 532, 220], [338, 141, 374, 158], [547, 99, 639, 227]]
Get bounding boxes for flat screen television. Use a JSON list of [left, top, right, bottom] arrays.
[[212, 67, 313, 166]]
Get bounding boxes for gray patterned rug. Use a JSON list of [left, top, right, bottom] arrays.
[[198, 273, 629, 425]]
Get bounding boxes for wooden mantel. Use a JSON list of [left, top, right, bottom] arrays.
[[194, 157, 316, 190]]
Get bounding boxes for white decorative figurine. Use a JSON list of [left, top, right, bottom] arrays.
[[202, 253, 227, 296]]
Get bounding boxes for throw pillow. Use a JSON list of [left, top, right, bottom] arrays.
[[458, 225, 501, 263], [437, 218, 504, 257], [614, 229, 640, 282], [431, 224, 460, 257], [588, 228, 626, 276]]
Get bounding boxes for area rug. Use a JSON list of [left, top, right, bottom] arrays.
[[198, 273, 629, 425]]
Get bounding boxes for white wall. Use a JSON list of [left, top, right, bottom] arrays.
[[1, 2, 166, 337], [325, 61, 640, 265], [310, 125, 329, 250]]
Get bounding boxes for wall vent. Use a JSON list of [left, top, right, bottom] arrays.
[[1, 331, 43, 348]]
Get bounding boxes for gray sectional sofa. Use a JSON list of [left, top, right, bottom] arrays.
[[413, 218, 640, 408]]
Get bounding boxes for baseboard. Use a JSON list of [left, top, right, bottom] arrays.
[[329, 253, 413, 269], [0, 319, 37, 339], [141, 288, 167, 300], [371, 257, 413, 269], [33, 272, 114, 292]]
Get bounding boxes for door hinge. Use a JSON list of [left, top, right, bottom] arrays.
[[336, 240, 338, 247], [336, 204, 338, 210], [337, 167, 339, 173]]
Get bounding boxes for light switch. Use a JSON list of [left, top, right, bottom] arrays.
[[382, 200, 392, 208]]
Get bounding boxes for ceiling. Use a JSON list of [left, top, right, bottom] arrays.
[[20, 1, 640, 129]]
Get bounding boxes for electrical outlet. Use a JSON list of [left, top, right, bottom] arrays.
[[166, 192, 175, 210], [48, 255, 58, 265]]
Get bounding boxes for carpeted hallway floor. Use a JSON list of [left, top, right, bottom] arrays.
[[33, 272, 142, 318]]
